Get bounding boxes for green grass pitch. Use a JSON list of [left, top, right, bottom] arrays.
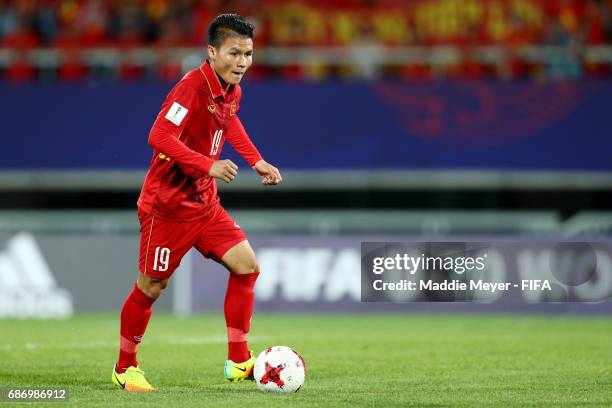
[[1, 313, 611, 407]]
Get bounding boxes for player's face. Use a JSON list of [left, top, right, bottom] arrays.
[[208, 35, 253, 87]]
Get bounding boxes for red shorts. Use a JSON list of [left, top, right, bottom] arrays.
[[138, 204, 246, 280]]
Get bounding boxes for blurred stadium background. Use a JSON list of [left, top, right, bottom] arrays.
[[1, 0, 612, 318]]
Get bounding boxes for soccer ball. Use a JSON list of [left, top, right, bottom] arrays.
[[253, 346, 306, 393]]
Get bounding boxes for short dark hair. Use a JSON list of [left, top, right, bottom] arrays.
[[207, 14, 254, 48]]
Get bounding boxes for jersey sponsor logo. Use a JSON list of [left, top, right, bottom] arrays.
[[165, 102, 189, 126], [0, 232, 73, 318]]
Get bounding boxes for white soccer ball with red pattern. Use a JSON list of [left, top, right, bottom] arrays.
[[254, 346, 306, 392]]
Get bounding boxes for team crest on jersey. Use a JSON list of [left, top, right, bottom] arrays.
[[230, 103, 237, 116], [208, 104, 216, 113]]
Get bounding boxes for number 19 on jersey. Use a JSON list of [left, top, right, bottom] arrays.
[[153, 247, 170, 271]]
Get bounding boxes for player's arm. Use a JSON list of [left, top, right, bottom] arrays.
[[149, 84, 237, 182], [225, 115, 282, 185], [148, 84, 213, 177]]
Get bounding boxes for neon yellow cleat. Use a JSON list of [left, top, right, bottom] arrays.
[[224, 353, 256, 382], [112, 365, 155, 392]]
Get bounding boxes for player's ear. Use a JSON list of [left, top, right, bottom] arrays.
[[207, 45, 216, 60]]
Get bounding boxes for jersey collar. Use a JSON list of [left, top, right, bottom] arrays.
[[200, 60, 234, 100]]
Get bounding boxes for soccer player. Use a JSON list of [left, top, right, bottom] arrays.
[[111, 14, 282, 392]]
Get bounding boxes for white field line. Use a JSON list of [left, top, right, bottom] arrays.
[[0, 335, 271, 351]]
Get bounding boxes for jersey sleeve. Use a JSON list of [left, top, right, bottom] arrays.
[[148, 81, 213, 175], [224, 86, 263, 167]]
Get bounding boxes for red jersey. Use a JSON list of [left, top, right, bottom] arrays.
[[137, 61, 262, 222]]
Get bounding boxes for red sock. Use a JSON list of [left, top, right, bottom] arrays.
[[224, 272, 259, 362], [116, 283, 156, 373]]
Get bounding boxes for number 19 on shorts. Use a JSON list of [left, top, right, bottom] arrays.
[[153, 247, 170, 271]]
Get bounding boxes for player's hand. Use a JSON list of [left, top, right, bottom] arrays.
[[252, 160, 282, 185], [209, 159, 238, 183]]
